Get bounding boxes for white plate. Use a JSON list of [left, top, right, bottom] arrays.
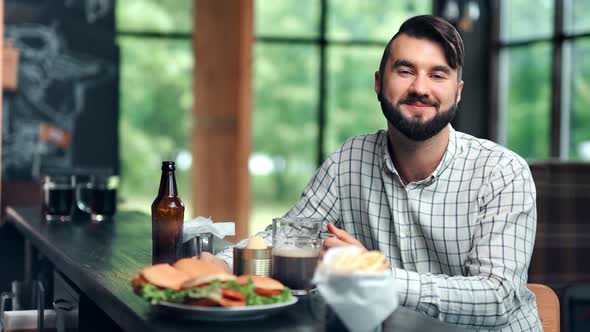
[[154, 297, 299, 321]]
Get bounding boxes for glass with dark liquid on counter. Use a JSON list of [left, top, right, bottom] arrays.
[[41, 175, 75, 222], [271, 217, 323, 295], [76, 174, 118, 222]]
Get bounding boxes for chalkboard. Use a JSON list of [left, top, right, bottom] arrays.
[[2, 0, 119, 180]]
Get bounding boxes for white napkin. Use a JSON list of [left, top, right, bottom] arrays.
[[313, 246, 398, 332], [182, 216, 235, 241]]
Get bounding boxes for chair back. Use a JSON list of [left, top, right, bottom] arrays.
[[528, 283, 560, 332]]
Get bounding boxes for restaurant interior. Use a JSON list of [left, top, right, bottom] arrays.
[[0, 0, 589, 331]]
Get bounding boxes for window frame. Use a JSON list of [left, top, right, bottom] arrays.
[[255, 0, 413, 166], [491, 0, 590, 159]]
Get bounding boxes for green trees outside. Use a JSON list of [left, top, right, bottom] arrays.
[[505, 44, 551, 159], [117, 1, 193, 214], [250, 0, 431, 231], [571, 39, 590, 159], [502, 0, 590, 160], [116, 1, 590, 232]]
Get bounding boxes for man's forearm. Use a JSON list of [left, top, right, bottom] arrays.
[[393, 268, 516, 330]]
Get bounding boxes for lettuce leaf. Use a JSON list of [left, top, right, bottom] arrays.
[[134, 278, 292, 306], [222, 279, 293, 305], [137, 282, 222, 305]]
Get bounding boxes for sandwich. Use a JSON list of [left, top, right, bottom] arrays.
[[131, 258, 292, 307], [131, 259, 245, 307]]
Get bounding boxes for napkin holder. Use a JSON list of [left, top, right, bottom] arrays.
[[182, 232, 214, 257]]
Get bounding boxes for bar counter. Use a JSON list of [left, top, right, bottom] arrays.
[[6, 206, 468, 332]]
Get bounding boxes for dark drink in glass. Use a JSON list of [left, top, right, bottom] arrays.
[[272, 249, 320, 290], [78, 188, 116, 218], [76, 175, 118, 222], [42, 175, 75, 222], [272, 217, 323, 295]]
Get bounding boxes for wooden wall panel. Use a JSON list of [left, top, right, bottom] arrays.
[[528, 162, 590, 293], [192, 0, 253, 241]]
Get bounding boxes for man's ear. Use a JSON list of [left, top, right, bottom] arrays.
[[374, 71, 381, 100], [456, 80, 464, 105]]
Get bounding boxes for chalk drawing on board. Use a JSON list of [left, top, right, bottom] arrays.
[[3, 23, 115, 177], [64, 0, 112, 23]]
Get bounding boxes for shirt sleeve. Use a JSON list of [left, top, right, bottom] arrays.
[[216, 153, 341, 270], [285, 153, 341, 223], [392, 158, 537, 330]]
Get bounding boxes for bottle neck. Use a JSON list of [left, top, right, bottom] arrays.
[[158, 170, 179, 197]]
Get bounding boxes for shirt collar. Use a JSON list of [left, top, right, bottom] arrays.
[[380, 126, 461, 184]]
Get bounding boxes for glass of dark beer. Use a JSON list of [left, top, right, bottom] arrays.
[[42, 175, 75, 222], [272, 217, 323, 295], [76, 175, 118, 222]]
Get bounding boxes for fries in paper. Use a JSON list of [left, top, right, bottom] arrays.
[[313, 245, 398, 332], [320, 246, 390, 274]]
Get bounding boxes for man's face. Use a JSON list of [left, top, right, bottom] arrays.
[[375, 34, 464, 141]]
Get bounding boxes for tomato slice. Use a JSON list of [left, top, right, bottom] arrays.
[[254, 288, 282, 296], [221, 288, 246, 302]]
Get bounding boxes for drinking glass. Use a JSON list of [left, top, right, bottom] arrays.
[[76, 175, 118, 222], [272, 217, 323, 295], [41, 175, 75, 222]]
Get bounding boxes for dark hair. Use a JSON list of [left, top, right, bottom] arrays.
[[378, 15, 464, 80]]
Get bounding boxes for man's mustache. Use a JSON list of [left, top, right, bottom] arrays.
[[398, 94, 439, 108]]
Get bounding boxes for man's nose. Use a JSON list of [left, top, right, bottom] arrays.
[[408, 74, 429, 96]]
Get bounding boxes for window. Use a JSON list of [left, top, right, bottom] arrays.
[[251, 0, 432, 233], [496, 0, 590, 160], [116, 0, 194, 215]]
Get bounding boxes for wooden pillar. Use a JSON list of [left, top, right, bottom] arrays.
[[193, 0, 253, 241]]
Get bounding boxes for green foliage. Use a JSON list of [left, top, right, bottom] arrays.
[[505, 43, 551, 159], [570, 38, 590, 159], [572, 1, 590, 33], [117, 0, 432, 228], [117, 1, 590, 233], [326, 0, 431, 41], [251, 0, 432, 216], [326, 45, 385, 152], [255, 0, 320, 37], [503, 0, 553, 40], [117, 0, 192, 33], [116, 0, 193, 215], [502, 0, 590, 160]]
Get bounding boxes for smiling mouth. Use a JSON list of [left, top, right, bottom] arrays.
[[404, 102, 433, 108]]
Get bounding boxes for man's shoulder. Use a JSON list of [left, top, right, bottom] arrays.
[[339, 130, 386, 150], [329, 130, 386, 159], [455, 130, 530, 171]]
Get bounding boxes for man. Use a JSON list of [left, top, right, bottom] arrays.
[[206, 15, 541, 331]]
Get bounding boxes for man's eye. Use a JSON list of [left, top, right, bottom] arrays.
[[431, 74, 445, 79], [398, 70, 412, 75]]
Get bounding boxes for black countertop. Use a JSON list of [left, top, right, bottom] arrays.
[[6, 206, 469, 332]]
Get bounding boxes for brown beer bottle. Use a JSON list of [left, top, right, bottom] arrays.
[[151, 161, 185, 264]]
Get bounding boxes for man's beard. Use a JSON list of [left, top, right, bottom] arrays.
[[379, 93, 457, 141]]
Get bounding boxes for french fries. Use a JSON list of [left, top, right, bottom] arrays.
[[331, 249, 389, 272]]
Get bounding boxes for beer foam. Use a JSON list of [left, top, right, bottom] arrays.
[[272, 247, 320, 258]]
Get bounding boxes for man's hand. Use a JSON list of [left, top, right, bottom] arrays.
[[323, 223, 367, 252], [198, 252, 232, 274]]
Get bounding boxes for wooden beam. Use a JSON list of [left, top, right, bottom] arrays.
[[192, 0, 253, 241]]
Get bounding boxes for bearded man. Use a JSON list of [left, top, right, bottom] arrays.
[[212, 15, 541, 332]]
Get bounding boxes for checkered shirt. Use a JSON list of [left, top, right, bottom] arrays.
[[219, 126, 542, 331]]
